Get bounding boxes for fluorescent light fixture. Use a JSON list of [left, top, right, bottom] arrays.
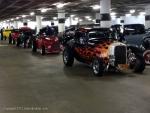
[[126, 14, 131, 17], [79, 19, 83, 22], [140, 12, 146, 15], [91, 5, 101, 10], [111, 12, 116, 16], [41, 8, 48, 13], [74, 17, 79, 20], [6, 20, 10, 22], [30, 12, 35, 16], [88, 18, 92, 21], [27, 19, 31, 22], [71, 15, 75, 17], [16, 17, 20, 19], [22, 15, 26, 18], [92, 19, 95, 22], [53, 17, 57, 20], [130, 9, 135, 14], [53, 2, 70, 8], [57, 3, 65, 8], [85, 16, 90, 19], [11, 18, 14, 21]]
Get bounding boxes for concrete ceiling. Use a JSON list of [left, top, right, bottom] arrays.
[[0, 0, 150, 21]]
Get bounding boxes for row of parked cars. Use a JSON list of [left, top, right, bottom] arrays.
[[3, 24, 150, 76]]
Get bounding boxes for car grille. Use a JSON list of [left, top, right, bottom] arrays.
[[115, 46, 127, 64]]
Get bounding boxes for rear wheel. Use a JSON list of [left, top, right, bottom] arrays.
[[92, 58, 105, 76], [128, 53, 145, 73], [63, 47, 74, 66], [143, 50, 150, 65]]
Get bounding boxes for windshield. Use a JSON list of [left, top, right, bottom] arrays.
[[124, 24, 145, 35], [87, 30, 113, 45]]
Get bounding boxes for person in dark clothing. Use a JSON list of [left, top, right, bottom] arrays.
[[1, 27, 4, 40]]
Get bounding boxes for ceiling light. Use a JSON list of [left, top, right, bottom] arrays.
[[130, 9, 135, 14], [71, 15, 75, 17], [53, 2, 70, 9], [140, 12, 146, 15], [22, 15, 26, 18], [88, 18, 92, 21], [11, 18, 14, 21], [126, 14, 131, 17], [27, 19, 31, 22], [53, 17, 57, 20], [6, 20, 10, 22], [41, 8, 48, 13], [75, 17, 79, 20], [92, 5, 101, 10], [85, 16, 90, 19], [79, 19, 83, 22], [30, 12, 35, 16], [111, 12, 116, 16], [16, 17, 20, 19], [57, 3, 65, 8], [92, 19, 95, 22]]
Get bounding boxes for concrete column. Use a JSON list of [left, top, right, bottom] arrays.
[[14, 21, 18, 29], [96, 13, 100, 24], [145, 7, 150, 29], [58, 10, 65, 33], [36, 15, 42, 34], [100, 0, 111, 28]]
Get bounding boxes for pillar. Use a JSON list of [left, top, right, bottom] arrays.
[[36, 15, 42, 34], [96, 13, 101, 24], [100, 0, 111, 28], [58, 10, 65, 33], [14, 21, 18, 29], [145, 6, 150, 29]]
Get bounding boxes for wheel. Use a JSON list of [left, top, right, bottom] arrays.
[[40, 46, 45, 55], [143, 50, 150, 65], [92, 58, 105, 76], [32, 41, 37, 52], [63, 47, 74, 66], [128, 54, 145, 73]]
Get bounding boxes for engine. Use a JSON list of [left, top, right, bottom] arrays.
[[108, 42, 127, 66]]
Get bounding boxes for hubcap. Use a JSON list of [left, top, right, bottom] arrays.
[[144, 50, 150, 64], [63, 51, 68, 64], [93, 60, 99, 74], [128, 52, 136, 66]]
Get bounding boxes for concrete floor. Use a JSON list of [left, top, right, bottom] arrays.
[[0, 41, 150, 113]]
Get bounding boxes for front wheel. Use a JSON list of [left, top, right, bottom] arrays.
[[92, 58, 105, 76], [128, 54, 145, 73], [63, 47, 74, 66], [143, 50, 150, 65]]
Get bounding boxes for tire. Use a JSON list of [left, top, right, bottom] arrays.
[[131, 54, 145, 73], [32, 41, 37, 52], [63, 47, 74, 66], [92, 58, 105, 76], [40, 46, 45, 55], [143, 50, 150, 65]]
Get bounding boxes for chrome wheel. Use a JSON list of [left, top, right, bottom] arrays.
[[93, 59, 100, 75], [143, 50, 150, 65]]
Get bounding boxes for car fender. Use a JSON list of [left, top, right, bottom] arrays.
[[127, 44, 143, 54]]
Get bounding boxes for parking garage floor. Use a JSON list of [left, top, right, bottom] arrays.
[[0, 41, 150, 113]]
